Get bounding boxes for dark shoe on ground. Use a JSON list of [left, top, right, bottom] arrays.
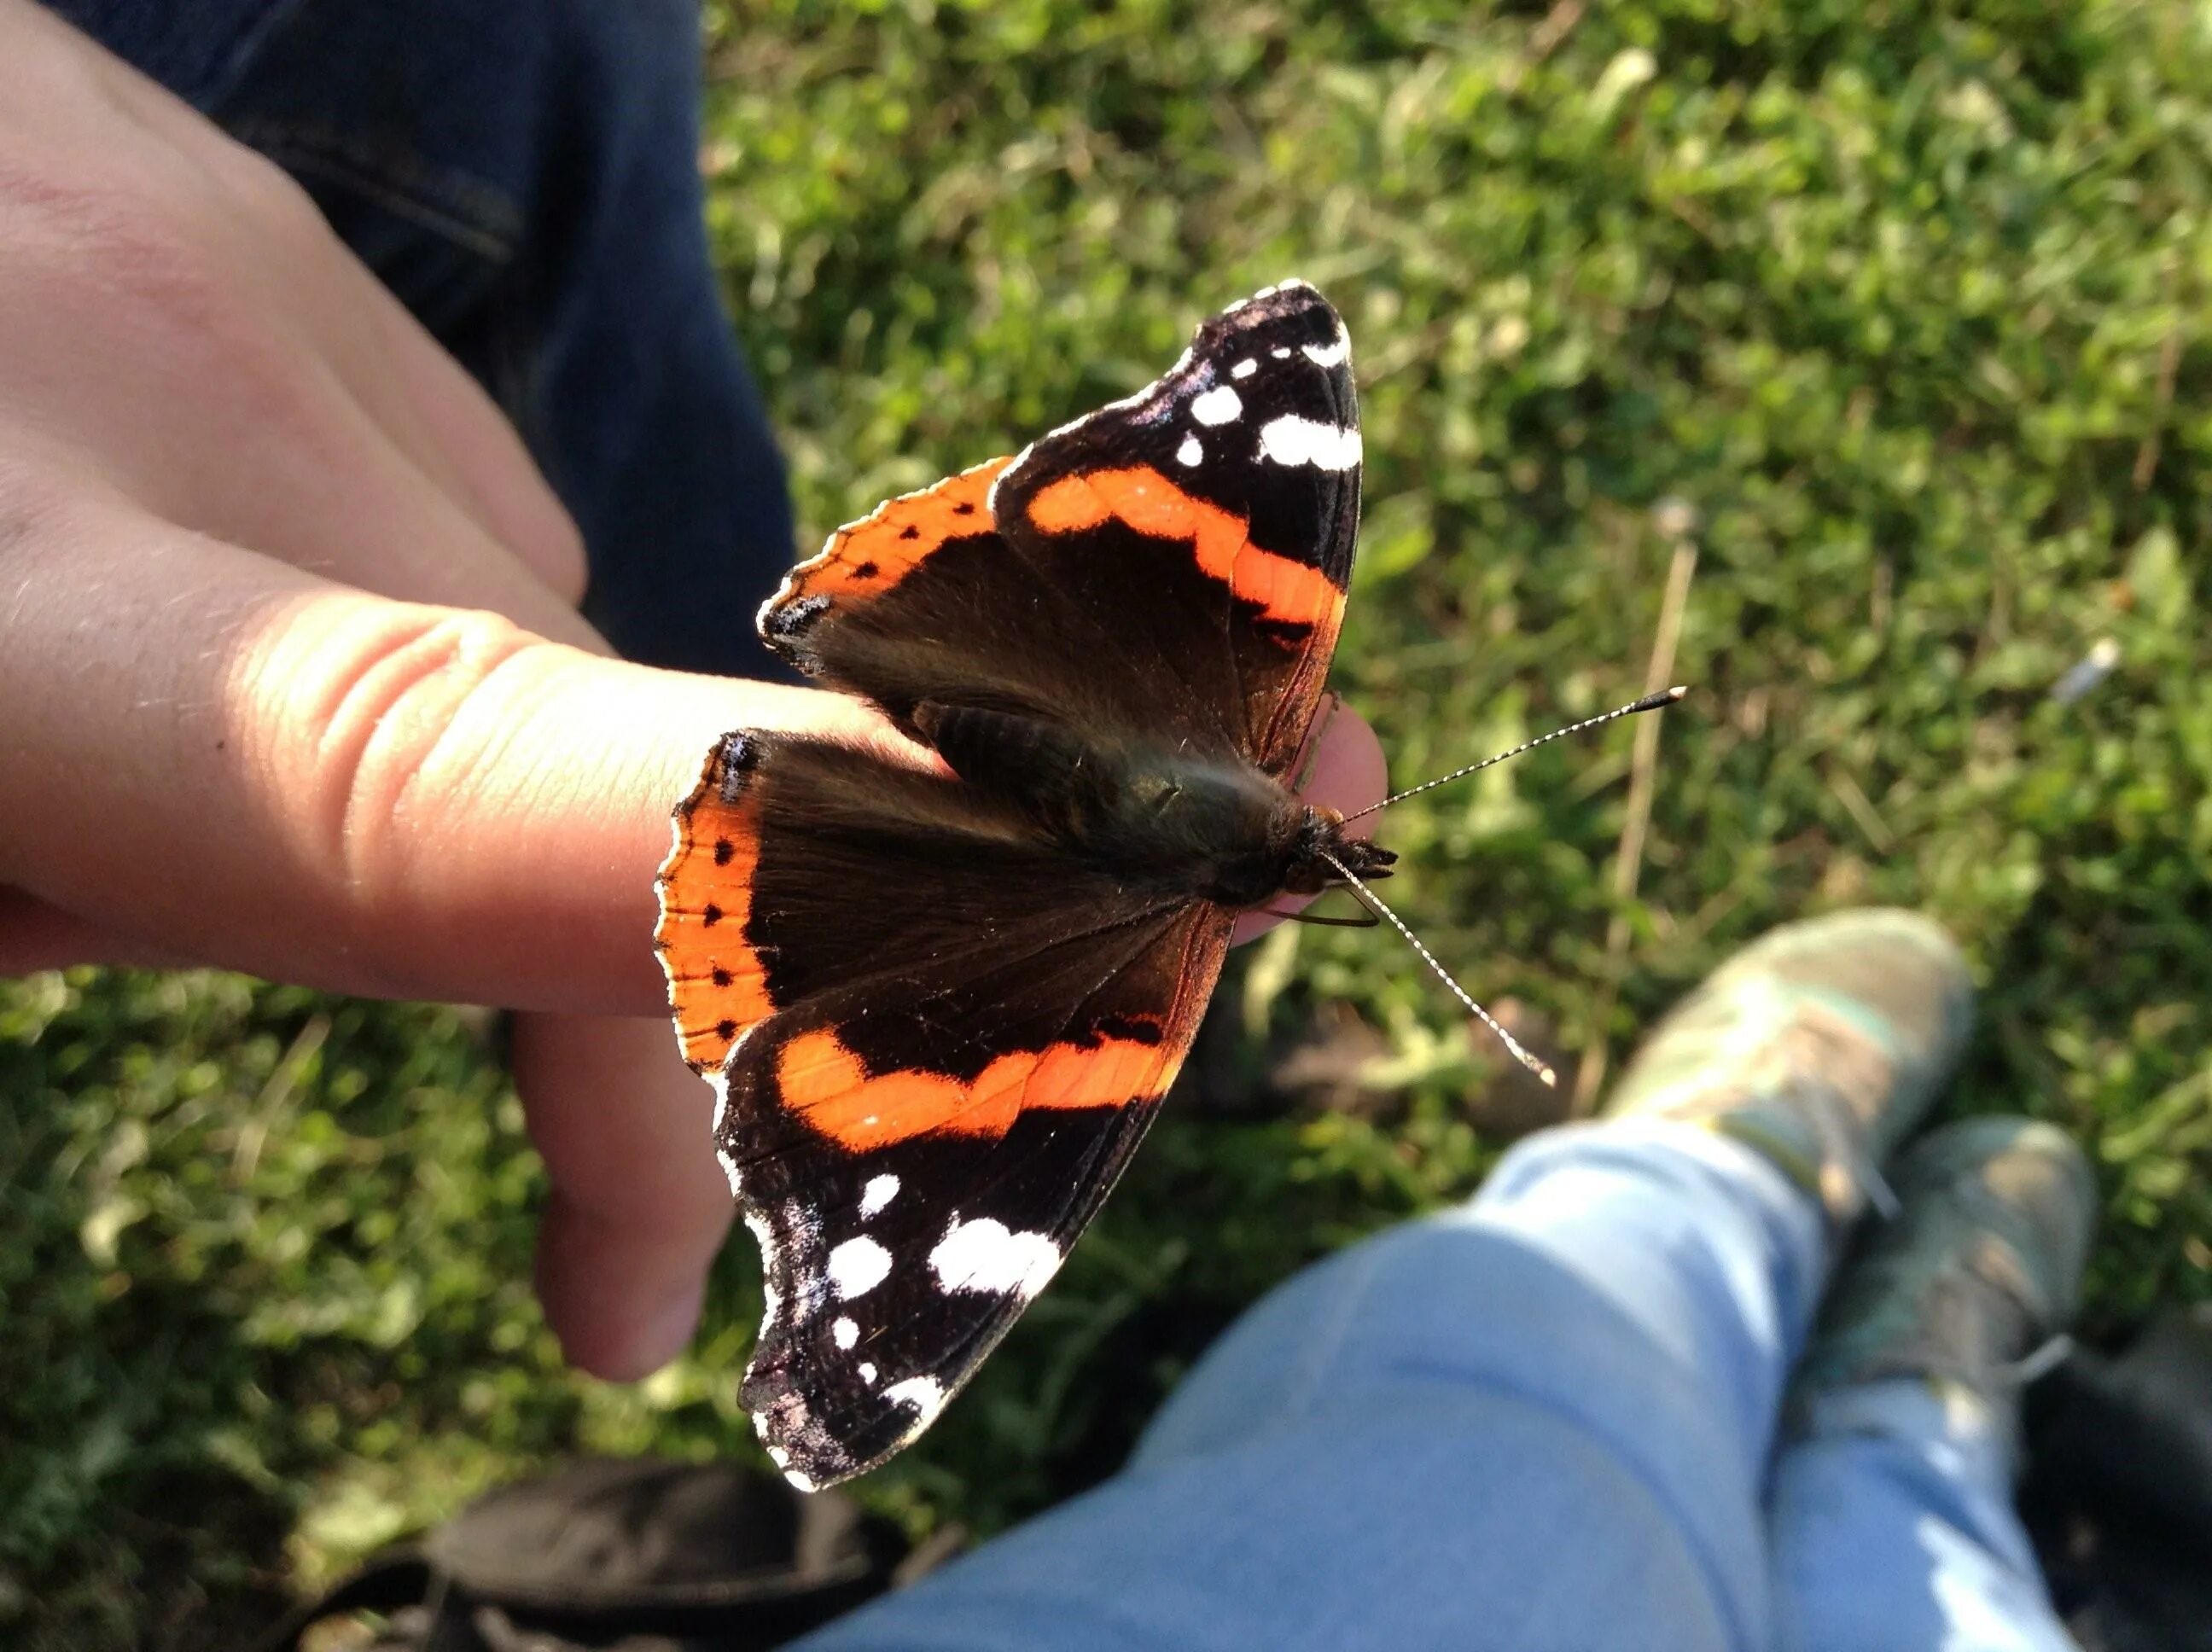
[[251, 1456, 944, 1652], [2024, 1306, 2212, 1652], [1795, 1116, 2097, 1417]]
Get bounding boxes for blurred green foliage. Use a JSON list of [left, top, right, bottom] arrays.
[[5, 0, 2209, 1643]]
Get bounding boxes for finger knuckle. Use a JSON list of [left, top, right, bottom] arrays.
[[300, 607, 541, 907], [64, 183, 233, 333], [2, 160, 303, 387], [217, 143, 337, 261]]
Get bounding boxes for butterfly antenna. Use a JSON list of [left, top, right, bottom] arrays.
[[1320, 850, 1557, 1088], [1341, 687, 1687, 825]]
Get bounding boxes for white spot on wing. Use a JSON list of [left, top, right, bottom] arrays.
[[827, 1235, 892, 1300], [709, 1070, 731, 1137], [858, 1361, 877, 1384], [859, 1174, 899, 1219], [832, 1315, 859, 1349], [770, 1424, 823, 1494], [1176, 434, 1203, 468], [754, 1394, 820, 1490], [1302, 334, 1349, 368], [1190, 385, 1243, 426], [1231, 358, 1258, 379], [929, 1215, 1063, 1300], [883, 1375, 946, 1423], [1257, 415, 1362, 471], [1270, 346, 1292, 359]]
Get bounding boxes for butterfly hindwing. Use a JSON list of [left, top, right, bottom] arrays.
[[763, 281, 1359, 772], [661, 727, 1170, 1064], [720, 903, 1230, 1488], [658, 730, 1232, 1486]]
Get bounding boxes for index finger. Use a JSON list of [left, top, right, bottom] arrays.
[[0, 504, 903, 1011]]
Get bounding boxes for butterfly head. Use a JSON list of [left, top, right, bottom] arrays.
[[1278, 805, 1395, 898]]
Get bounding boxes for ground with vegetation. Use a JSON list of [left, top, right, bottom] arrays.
[[5, 2, 2209, 1644]]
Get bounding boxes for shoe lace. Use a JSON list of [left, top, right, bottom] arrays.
[[1867, 1254, 2069, 1394], [1996, 1331, 2075, 1387]]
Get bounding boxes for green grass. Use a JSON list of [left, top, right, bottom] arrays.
[[7, 1, 2212, 1643]]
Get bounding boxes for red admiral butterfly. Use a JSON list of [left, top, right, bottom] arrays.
[[656, 282, 1675, 1488]]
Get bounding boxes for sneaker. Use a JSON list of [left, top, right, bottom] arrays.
[[1795, 1116, 2097, 1415], [1604, 909, 1974, 1224]]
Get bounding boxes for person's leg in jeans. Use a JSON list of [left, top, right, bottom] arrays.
[[52, 0, 796, 678], [797, 911, 1976, 1652], [1769, 1118, 2093, 1652]]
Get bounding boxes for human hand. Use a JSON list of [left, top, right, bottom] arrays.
[[0, 0, 1384, 1377]]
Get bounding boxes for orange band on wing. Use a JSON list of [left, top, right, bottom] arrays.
[[1025, 466, 1339, 631], [783, 456, 1012, 605], [655, 749, 776, 1071], [775, 1027, 1165, 1150]]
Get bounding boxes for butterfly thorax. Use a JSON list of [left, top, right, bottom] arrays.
[[914, 700, 1393, 909]]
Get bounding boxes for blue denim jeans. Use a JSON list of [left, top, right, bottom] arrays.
[[53, 0, 796, 679], [57, 7, 2073, 1644], [797, 1123, 2075, 1652]]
